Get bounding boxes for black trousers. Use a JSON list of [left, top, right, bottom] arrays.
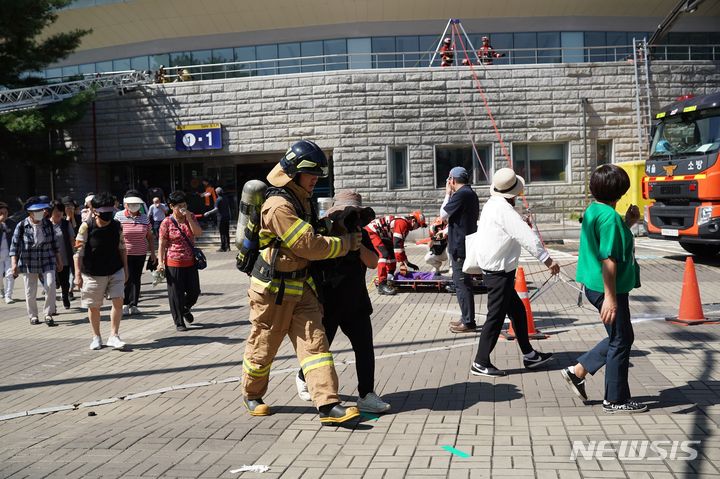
[[451, 255, 476, 326], [56, 266, 71, 306], [219, 219, 230, 251], [166, 265, 200, 326], [299, 312, 375, 397], [474, 270, 534, 366], [124, 255, 146, 307]]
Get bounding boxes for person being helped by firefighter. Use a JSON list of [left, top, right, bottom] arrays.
[[242, 140, 362, 425], [295, 190, 391, 414], [364, 210, 427, 296], [440, 37, 455, 67], [479, 36, 505, 65], [424, 217, 449, 275]]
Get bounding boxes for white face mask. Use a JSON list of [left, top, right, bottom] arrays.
[[32, 211, 45, 221], [127, 204, 142, 213]]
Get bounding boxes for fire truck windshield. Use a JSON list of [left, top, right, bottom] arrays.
[[651, 111, 720, 157]]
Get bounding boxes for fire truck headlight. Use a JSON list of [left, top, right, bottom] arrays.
[[698, 206, 713, 226]]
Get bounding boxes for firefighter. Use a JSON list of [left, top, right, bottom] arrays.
[[440, 37, 454, 67], [479, 36, 505, 65], [242, 140, 361, 425], [365, 211, 427, 295]]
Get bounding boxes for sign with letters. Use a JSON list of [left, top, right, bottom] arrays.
[[175, 123, 222, 151]]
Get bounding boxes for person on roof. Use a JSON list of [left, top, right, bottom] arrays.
[[479, 36, 505, 65], [364, 211, 426, 295], [440, 37, 455, 67]]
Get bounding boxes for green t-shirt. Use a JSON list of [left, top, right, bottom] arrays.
[[576, 202, 640, 294]]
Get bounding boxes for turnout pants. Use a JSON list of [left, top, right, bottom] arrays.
[[474, 270, 533, 366], [124, 254, 146, 307], [243, 287, 339, 408], [577, 289, 634, 403], [165, 265, 200, 326], [368, 233, 395, 283]]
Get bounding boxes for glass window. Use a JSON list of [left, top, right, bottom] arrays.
[[418, 34, 441, 66], [45, 67, 62, 81], [170, 52, 192, 67], [561, 32, 584, 63], [584, 32, 606, 62], [388, 147, 409, 190], [372, 37, 396, 68], [211, 48, 233, 63], [62, 65, 80, 79], [606, 32, 628, 61], [208, 48, 234, 79], [95, 61, 113, 73], [149, 54, 169, 70], [347, 38, 371, 70], [256, 44, 278, 76], [301, 41, 324, 72], [489, 33, 512, 65], [192, 50, 212, 66], [78, 63, 96, 75], [396, 36, 419, 68], [512, 143, 568, 183], [130, 56, 149, 71], [234, 46, 256, 76], [324, 39, 347, 71], [112, 58, 131, 71], [596, 140, 613, 165], [278, 42, 301, 74], [472, 145, 493, 185], [513, 32, 536, 64], [537, 32, 561, 64], [435, 146, 474, 188]]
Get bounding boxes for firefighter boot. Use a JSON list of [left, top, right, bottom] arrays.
[[318, 403, 360, 426], [377, 281, 397, 296], [244, 397, 271, 417]]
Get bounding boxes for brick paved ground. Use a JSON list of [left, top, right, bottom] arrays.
[[1, 237, 720, 478]]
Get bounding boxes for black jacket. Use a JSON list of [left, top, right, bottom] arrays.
[[444, 185, 479, 259]]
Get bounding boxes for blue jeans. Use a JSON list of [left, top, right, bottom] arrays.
[[577, 288, 634, 403]]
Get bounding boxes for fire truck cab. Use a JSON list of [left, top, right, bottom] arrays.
[[643, 91, 720, 258]]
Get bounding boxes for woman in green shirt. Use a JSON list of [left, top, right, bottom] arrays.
[[561, 164, 647, 414]]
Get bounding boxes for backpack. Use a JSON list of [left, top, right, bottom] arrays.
[[235, 186, 316, 275]]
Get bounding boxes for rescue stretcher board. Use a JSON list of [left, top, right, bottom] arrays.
[[387, 273, 487, 294]]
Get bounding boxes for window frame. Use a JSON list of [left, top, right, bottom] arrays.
[[387, 145, 410, 191], [511, 142, 570, 184], [433, 144, 492, 189]]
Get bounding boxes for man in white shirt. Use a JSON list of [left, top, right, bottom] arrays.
[[468, 168, 560, 377]]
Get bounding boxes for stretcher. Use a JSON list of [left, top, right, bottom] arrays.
[[387, 271, 487, 293]]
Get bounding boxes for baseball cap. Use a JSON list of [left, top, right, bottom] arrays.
[[448, 166, 470, 183]]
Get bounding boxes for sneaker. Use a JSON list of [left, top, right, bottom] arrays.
[[377, 282, 397, 296], [560, 367, 588, 401], [523, 351, 554, 369], [122, 305, 130, 316], [106, 335, 127, 350], [5, 297, 13, 304], [602, 400, 648, 414], [176, 325, 188, 332], [89, 336, 102, 350], [471, 362, 507, 377], [357, 393, 391, 413], [183, 311, 194, 324], [30, 316, 40, 325], [295, 373, 311, 402], [129, 306, 141, 315], [45, 316, 56, 327]]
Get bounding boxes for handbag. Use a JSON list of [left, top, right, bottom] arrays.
[[145, 256, 157, 272], [170, 218, 207, 270], [462, 231, 483, 275]]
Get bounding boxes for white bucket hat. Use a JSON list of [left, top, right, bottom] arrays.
[[490, 168, 525, 198]]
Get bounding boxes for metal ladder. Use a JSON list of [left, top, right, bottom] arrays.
[[632, 37, 653, 160], [0, 70, 152, 114]]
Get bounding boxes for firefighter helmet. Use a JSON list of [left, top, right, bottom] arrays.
[[279, 140, 329, 178], [443, 37, 451, 45], [410, 210, 427, 228]]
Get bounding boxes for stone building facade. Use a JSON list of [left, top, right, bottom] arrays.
[[61, 61, 720, 219]]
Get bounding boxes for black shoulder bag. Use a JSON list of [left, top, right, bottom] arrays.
[[170, 218, 207, 270]]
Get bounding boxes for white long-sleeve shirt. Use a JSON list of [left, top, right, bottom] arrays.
[[471, 196, 549, 272]]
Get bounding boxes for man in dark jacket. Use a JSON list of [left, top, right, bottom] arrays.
[[440, 166, 480, 333], [0, 201, 15, 304], [204, 187, 232, 251]]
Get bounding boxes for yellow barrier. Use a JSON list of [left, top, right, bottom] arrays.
[[615, 160, 654, 215]]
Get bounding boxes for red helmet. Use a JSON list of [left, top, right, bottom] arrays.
[[443, 37, 451, 45], [410, 210, 427, 228], [482, 36, 489, 42]]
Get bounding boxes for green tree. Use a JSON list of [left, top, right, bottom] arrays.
[[0, 0, 92, 199]]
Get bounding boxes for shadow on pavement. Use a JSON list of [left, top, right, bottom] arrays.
[[131, 334, 244, 350], [380, 382, 523, 413]]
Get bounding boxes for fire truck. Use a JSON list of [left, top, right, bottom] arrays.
[[642, 92, 720, 258]]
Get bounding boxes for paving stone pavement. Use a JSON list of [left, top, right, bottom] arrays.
[[1, 237, 720, 478]]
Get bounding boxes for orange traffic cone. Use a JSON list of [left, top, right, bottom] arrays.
[[502, 266, 547, 340], [667, 257, 718, 326]]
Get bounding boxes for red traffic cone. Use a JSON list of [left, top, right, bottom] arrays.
[[667, 257, 718, 326], [502, 267, 547, 340]]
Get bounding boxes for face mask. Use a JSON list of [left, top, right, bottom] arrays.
[[98, 212, 114, 222], [128, 204, 142, 213], [32, 211, 45, 221]]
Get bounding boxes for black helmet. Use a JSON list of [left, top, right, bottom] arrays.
[[280, 140, 329, 178]]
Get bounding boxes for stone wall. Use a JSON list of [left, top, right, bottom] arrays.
[[65, 61, 720, 218]]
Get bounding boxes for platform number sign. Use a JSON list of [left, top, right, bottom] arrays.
[[175, 123, 222, 151]]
